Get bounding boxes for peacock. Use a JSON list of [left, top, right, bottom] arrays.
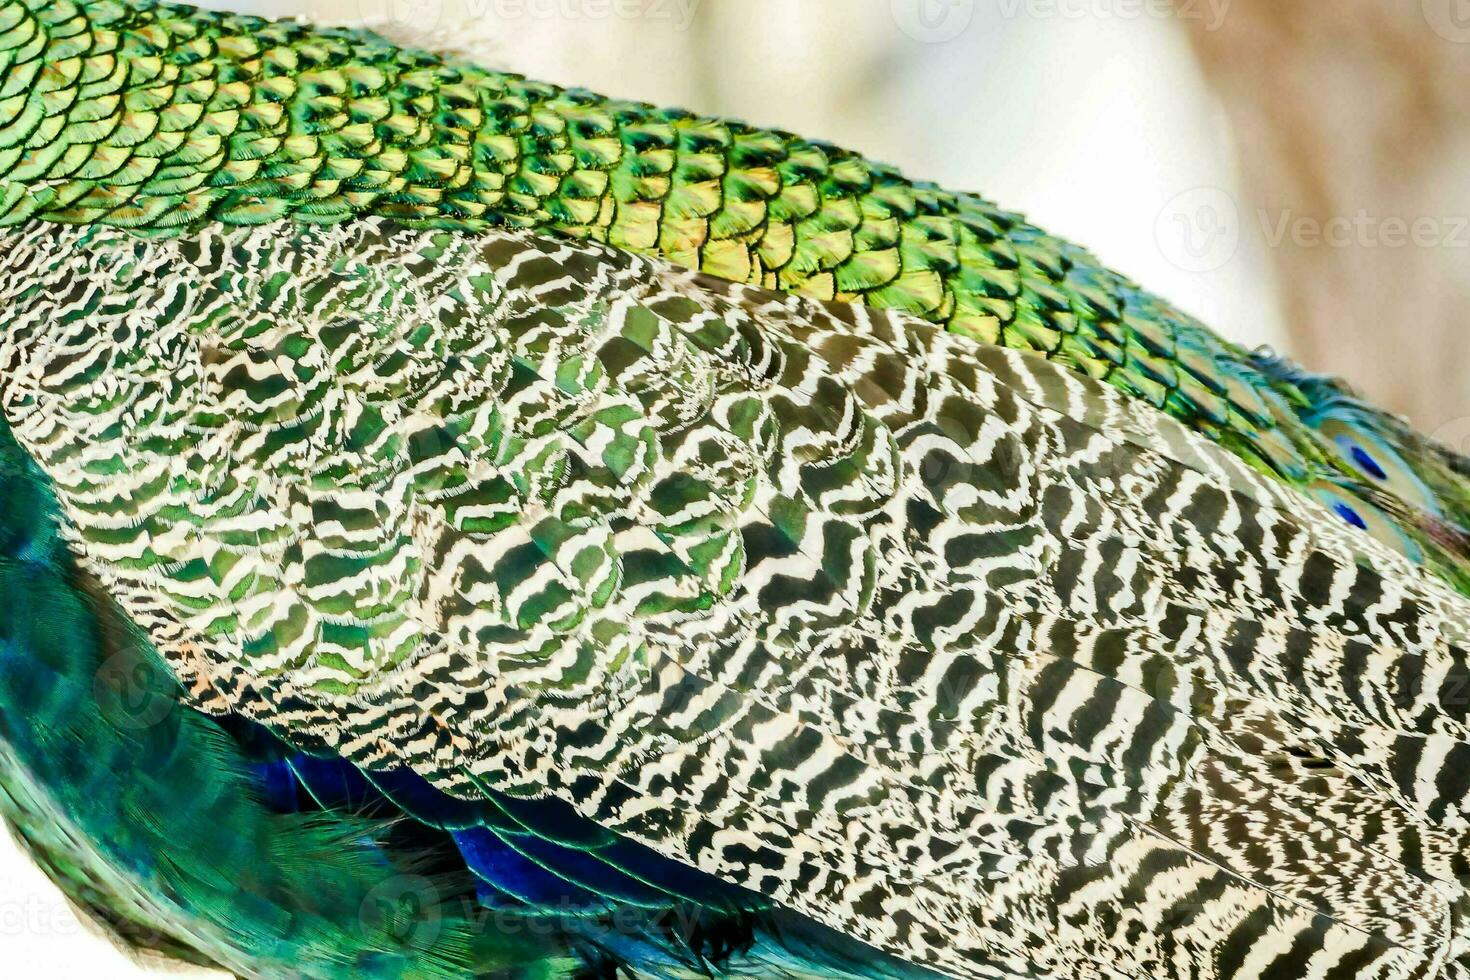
[[2, 2, 1470, 978]]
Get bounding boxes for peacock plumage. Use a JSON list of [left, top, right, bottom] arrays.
[[2, 2, 1470, 978]]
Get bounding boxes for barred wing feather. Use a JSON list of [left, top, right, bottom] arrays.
[[2, 217, 1470, 979]]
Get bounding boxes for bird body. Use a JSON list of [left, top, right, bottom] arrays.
[[2, 3, 1470, 979]]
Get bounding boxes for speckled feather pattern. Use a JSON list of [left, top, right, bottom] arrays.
[[2, 0, 1467, 587], [5, 216, 1470, 978], [3, 2, 1470, 978]]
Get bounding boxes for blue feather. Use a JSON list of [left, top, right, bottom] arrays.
[[212, 723, 942, 977]]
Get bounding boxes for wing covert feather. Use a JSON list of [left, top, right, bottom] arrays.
[[2, 218, 1469, 978]]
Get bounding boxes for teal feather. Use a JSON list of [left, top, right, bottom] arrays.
[[0, 415, 938, 979], [0, 418, 572, 979], [3, 3, 1470, 977]]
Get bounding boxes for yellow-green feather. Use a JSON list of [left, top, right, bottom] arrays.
[[0, 0, 1464, 589]]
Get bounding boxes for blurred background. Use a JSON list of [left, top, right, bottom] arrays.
[[3, 1, 1467, 974]]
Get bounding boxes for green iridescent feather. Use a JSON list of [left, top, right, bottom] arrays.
[[4, 3, 1470, 978], [0, 418, 576, 978], [0, 400, 929, 978], [0, 0, 1463, 588]]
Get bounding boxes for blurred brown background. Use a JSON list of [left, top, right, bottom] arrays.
[[1182, 0, 1470, 438]]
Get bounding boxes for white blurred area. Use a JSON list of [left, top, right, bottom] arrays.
[[0, 3, 1287, 976], [0, 828, 202, 977]]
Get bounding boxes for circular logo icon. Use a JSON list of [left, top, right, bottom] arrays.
[[359, 875, 443, 949], [891, 0, 976, 43], [93, 647, 175, 732], [1155, 186, 1241, 274], [1423, 0, 1470, 43], [355, 0, 450, 48], [916, 412, 983, 495], [1429, 413, 1470, 458]]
